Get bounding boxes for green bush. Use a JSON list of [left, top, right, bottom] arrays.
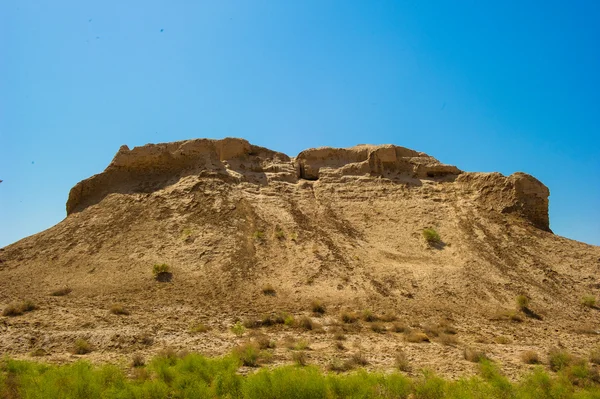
[[152, 263, 171, 280], [2, 350, 600, 398], [231, 321, 246, 337], [422, 228, 441, 244], [516, 295, 530, 310]]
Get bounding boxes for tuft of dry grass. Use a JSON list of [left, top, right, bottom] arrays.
[[292, 351, 308, 366], [395, 350, 411, 372], [379, 312, 397, 322], [362, 310, 379, 322], [131, 353, 145, 367], [521, 350, 541, 364], [233, 342, 263, 367], [110, 304, 130, 315], [463, 347, 487, 363], [405, 331, 429, 343], [392, 322, 409, 333], [311, 300, 326, 315], [332, 329, 346, 341], [252, 333, 276, 350], [349, 351, 369, 366], [491, 309, 524, 323], [335, 341, 346, 351], [328, 358, 354, 372], [72, 338, 92, 355], [284, 337, 310, 351], [370, 322, 386, 334], [437, 333, 459, 346], [297, 316, 315, 331], [341, 311, 358, 324], [261, 285, 276, 296], [494, 336, 512, 345], [2, 300, 37, 317], [189, 323, 209, 333], [50, 287, 72, 297]]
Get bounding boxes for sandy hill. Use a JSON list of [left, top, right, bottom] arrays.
[[1, 137, 598, 378]]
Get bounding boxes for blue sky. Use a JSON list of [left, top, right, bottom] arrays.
[[1, 0, 599, 247]]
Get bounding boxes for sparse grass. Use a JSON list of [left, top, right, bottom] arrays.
[[395, 350, 411, 372], [109, 303, 130, 315], [405, 331, 430, 343], [262, 284, 276, 296], [231, 321, 246, 337], [189, 322, 209, 333], [274, 230, 285, 240], [341, 311, 358, 324], [50, 287, 72, 296], [311, 300, 326, 315], [548, 348, 574, 371], [30, 348, 47, 357], [581, 295, 597, 308], [521, 351, 541, 364], [370, 322, 386, 334], [335, 341, 346, 351], [463, 348, 488, 363], [2, 300, 37, 317], [422, 228, 441, 244], [131, 354, 145, 368], [292, 351, 308, 366], [72, 338, 92, 355], [516, 295, 530, 310]]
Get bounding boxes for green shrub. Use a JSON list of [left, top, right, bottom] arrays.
[[422, 228, 441, 244], [516, 295, 530, 310], [362, 309, 378, 322], [548, 348, 574, 371], [234, 343, 264, 367], [231, 321, 246, 337]]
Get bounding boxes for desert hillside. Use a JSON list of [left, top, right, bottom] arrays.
[[1, 137, 598, 378]]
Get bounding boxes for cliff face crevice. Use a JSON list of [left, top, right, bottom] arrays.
[[66, 137, 549, 231]]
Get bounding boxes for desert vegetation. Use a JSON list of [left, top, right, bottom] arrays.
[[2, 300, 36, 317], [2, 352, 600, 398], [422, 228, 441, 244]]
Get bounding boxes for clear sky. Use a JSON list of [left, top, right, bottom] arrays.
[[1, 1, 599, 247]]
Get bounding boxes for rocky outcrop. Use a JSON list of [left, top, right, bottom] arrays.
[[457, 172, 551, 231], [66, 138, 549, 232], [295, 144, 461, 180]]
